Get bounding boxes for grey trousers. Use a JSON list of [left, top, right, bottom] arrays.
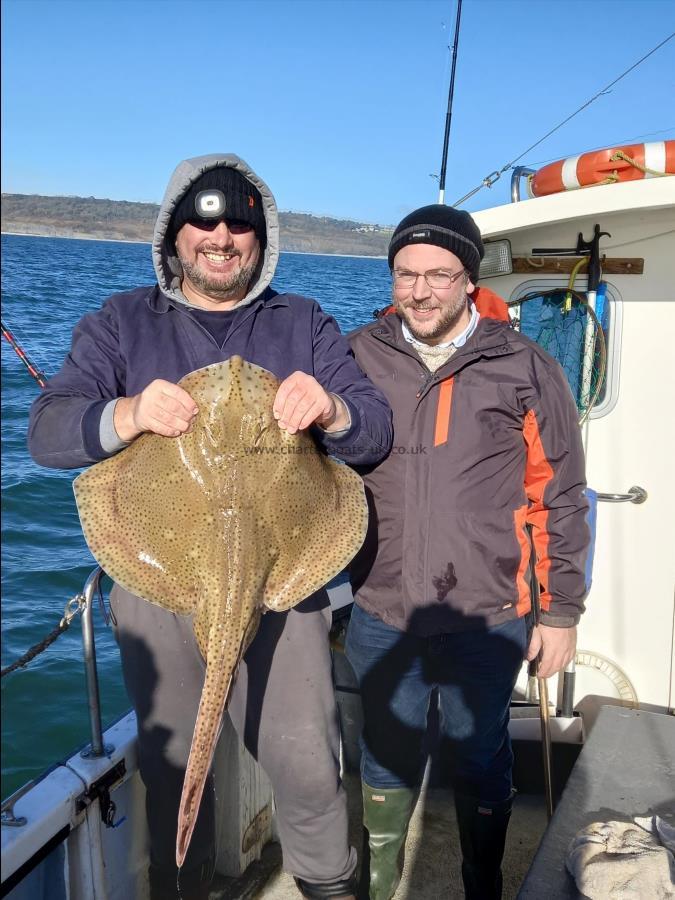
[[110, 584, 356, 885]]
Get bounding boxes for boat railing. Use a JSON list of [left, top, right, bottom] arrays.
[[511, 167, 537, 202], [1, 566, 111, 827], [596, 486, 648, 504], [79, 566, 113, 759], [1, 779, 35, 827]]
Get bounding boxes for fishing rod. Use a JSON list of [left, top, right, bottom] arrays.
[[1, 319, 48, 387], [437, 0, 462, 204], [526, 526, 555, 820]]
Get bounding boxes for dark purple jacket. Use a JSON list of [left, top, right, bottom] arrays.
[[28, 285, 392, 469]]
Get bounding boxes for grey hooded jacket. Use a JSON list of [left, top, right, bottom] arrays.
[[153, 153, 279, 311]]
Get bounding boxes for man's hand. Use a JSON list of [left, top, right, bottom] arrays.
[[526, 624, 577, 679], [273, 372, 349, 434], [114, 380, 199, 442]]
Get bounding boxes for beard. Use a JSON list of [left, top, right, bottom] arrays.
[[395, 289, 469, 344], [178, 252, 258, 301]]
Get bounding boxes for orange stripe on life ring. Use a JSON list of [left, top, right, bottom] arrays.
[[433, 378, 454, 447]]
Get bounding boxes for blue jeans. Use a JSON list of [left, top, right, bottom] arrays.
[[345, 604, 528, 802]]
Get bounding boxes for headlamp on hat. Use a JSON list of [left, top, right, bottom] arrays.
[[194, 190, 227, 220]]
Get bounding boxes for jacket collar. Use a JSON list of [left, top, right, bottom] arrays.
[[147, 285, 288, 315], [367, 313, 515, 360]]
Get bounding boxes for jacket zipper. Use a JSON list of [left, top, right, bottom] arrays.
[[417, 371, 436, 399]]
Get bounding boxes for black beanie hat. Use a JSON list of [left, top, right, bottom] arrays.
[[170, 167, 266, 243], [388, 204, 484, 283]]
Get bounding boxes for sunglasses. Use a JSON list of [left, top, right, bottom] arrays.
[[186, 217, 254, 234]]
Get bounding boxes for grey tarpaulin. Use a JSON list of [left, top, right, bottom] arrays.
[[518, 706, 675, 898]]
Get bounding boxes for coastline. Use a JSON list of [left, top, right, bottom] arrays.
[[1, 231, 387, 260], [282, 249, 387, 261], [1, 230, 151, 246]]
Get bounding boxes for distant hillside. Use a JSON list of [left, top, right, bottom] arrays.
[[1, 194, 393, 257]]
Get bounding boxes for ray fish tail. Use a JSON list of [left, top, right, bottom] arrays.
[[175, 615, 254, 869]]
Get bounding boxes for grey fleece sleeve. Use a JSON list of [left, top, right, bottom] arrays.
[[99, 399, 131, 454], [316, 393, 352, 439]]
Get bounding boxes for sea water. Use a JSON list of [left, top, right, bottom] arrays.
[[0, 233, 390, 799]]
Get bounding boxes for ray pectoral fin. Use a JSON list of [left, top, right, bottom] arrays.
[[73, 429, 207, 618], [262, 465, 368, 613]]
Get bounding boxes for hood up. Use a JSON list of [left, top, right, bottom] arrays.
[[152, 154, 279, 309]]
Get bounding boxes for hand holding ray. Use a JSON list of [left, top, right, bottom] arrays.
[[73, 356, 368, 867]]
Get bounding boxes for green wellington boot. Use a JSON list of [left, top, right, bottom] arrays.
[[359, 782, 416, 900]]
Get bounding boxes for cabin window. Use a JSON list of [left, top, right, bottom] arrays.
[[508, 280, 620, 419]]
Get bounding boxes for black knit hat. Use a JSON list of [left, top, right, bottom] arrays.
[[388, 204, 484, 283], [170, 167, 266, 243]]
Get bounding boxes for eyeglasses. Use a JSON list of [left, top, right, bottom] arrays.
[[392, 268, 467, 290]]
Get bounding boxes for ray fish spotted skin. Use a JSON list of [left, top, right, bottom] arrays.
[[73, 356, 368, 867]]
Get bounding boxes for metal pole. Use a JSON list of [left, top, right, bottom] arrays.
[[510, 166, 536, 203], [561, 661, 576, 719], [438, 0, 462, 204], [80, 567, 112, 758], [528, 529, 555, 819], [537, 666, 555, 819]]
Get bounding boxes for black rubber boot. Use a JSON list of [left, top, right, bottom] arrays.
[[294, 874, 357, 898], [359, 782, 416, 900], [454, 791, 514, 900]]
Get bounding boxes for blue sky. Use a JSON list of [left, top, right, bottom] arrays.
[[2, 0, 673, 225]]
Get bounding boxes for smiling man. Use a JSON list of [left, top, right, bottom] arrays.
[[174, 203, 262, 305], [346, 205, 590, 900], [28, 155, 393, 900], [391, 240, 472, 344]]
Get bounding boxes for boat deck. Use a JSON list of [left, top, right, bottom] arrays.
[[207, 773, 547, 899], [205, 706, 675, 899]]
